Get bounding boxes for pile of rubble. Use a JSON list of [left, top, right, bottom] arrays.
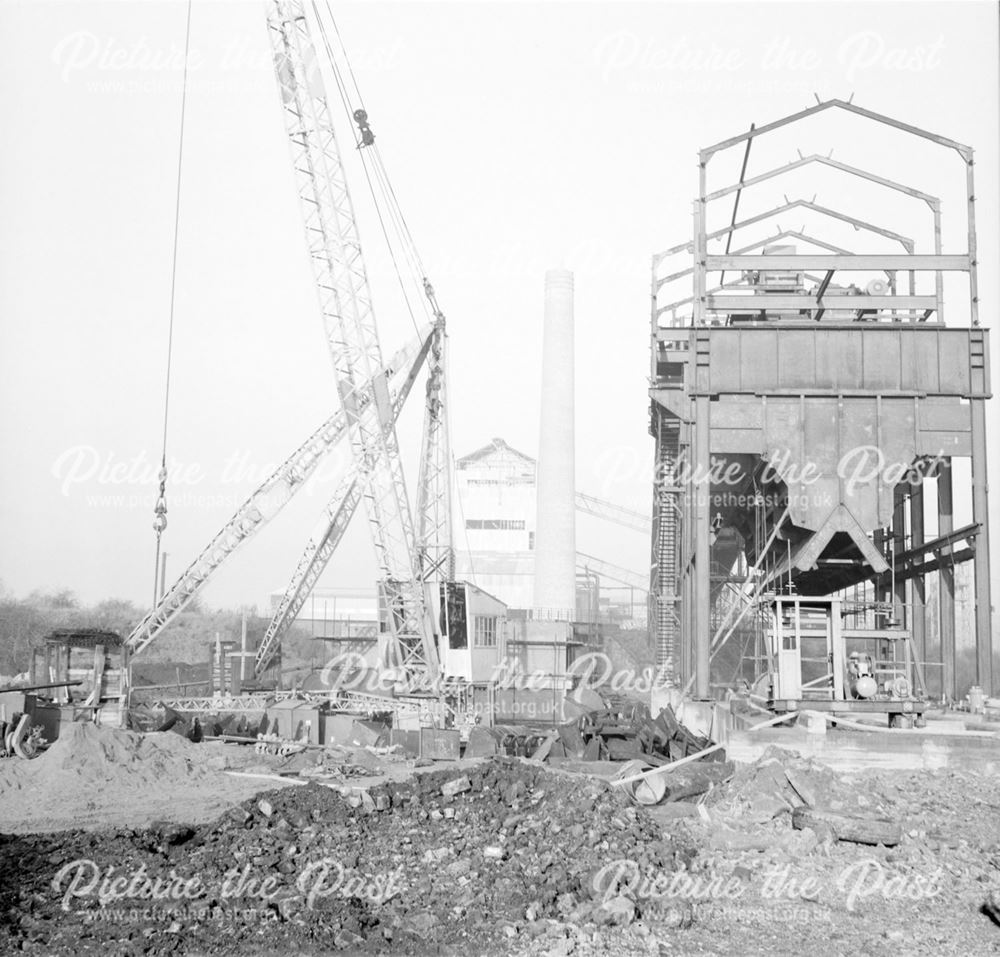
[[472, 701, 718, 769], [0, 723, 229, 794], [0, 757, 698, 955], [706, 746, 856, 822]]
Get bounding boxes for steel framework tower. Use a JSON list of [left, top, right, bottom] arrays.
[[649, 99, 992, 703]]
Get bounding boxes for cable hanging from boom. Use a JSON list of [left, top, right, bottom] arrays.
[[310, 0, 436, 332], [151, 0, 194, 608]]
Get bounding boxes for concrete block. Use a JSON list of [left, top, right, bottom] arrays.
[[465, 726, 500, 758], [351, 719, 389, 748], [420, 728, 460, 760], [798, 712, 828, 735], [291, 703, 322, 744], [394, 710, 422, 732], [322, 713, 357, 747], [389, 729, 421, 757], [441, 776, 472, 797]]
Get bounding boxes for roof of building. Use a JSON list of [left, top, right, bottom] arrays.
[[461, 580, 510, 610], [44, 629, 124, 648], [456, 437, 535, 469]]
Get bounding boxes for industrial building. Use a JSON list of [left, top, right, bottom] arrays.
[[649, 99, 993, 720], [454, 438, 538, 612]]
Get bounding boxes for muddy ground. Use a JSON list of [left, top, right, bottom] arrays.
[[1, 729, 999, 956]]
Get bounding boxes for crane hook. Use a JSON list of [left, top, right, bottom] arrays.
[[153, 465, 168, 535], [353, 108, 375, 149]]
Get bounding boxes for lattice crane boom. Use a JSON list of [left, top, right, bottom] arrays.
[[265, 0, 439, 679], [124, 331, 428, 658], [255, 327, 436, 675], [415, 313, 455, 583]]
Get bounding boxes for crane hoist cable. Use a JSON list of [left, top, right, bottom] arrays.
[[327, 9, 433, 322], [310, 0, 438, 333], [322, 0, 425, 272], [369, 147, 429, 287], [308, 0, 425, 336], [325, 0, 366, 112], [370, 145, 426, 275], [151, 0, 193, 607]]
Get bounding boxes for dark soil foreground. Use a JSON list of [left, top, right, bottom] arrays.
[[0, 758, 696, 956], [2, 752, 1000, 957]]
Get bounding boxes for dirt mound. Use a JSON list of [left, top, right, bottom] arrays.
[[0, 724, 269, 835], [0, 757, 698, 956], [0, 724, 220, 793]]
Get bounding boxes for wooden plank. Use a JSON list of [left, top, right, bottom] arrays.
[[582, 737, 603, 761], [792, 807, 902, 846], [557, 721, 585, 757], [663, 761, 735, 802], [55, 645, 65, 703], [0, 680, 83, 694], [530, 731, 559, 762], [84, 644, 106, 707]]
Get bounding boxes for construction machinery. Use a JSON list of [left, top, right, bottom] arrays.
[[764, 596, 925, 726], [121, 0, 480, 721]]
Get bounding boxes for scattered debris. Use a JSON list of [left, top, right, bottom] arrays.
[[983, 890, 1000, 927], [567, 702, 720, 766], [0, 757, 697, 955], [791, 806, 902, 846]]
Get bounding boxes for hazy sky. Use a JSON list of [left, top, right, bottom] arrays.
[[1, 0, 998, 615]]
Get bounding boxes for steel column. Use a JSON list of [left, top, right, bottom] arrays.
[[909, 483, 926, 668], [966, 155, 980, 327], [693, 394, 711, 698], [892, 489, 907, 627], [971, 398, 993, 693], [938, 459, 956, 702]]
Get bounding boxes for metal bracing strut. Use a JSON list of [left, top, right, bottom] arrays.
[[125, 330, 430, 659], [254, 327, 437, 675], [415, 309, 455, 584]]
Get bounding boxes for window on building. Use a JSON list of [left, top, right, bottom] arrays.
[[473, 615, 497, 648], [528, 531, 534, 550], [465, 519, 525, 530]]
